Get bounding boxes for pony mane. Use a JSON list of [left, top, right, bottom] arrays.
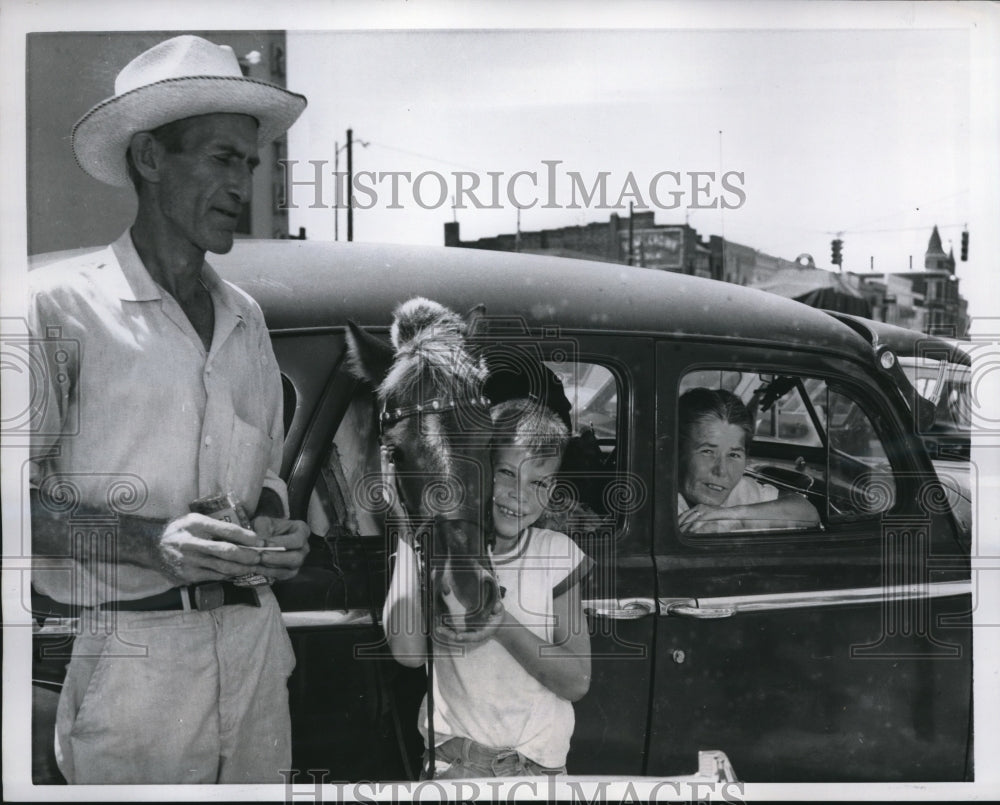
[[390, 297, 466, 350], [379, 297, 486, 405]]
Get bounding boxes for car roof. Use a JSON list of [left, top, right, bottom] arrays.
[[27, 239, 880, 364], [198, 239, 875, 360], [826, 312, 972, 367]]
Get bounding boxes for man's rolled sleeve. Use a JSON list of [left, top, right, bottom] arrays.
[[257, 301, 289, 519], [27, 282, 74, 491]]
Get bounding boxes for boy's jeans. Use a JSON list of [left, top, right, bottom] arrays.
[[421, 736, 566, 779]]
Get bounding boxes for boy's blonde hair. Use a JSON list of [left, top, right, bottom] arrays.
[[489, 397, 570, 460]]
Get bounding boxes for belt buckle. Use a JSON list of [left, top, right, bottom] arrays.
[[193, 582, 225, 611]]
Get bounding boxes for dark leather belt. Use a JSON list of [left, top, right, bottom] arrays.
[[98, 581, 261, 612]]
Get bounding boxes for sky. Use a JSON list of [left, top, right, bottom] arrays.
[[283, 20, 993, 326]]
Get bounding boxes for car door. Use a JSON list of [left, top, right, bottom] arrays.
[[546, 333, 658, 775], [272, 328, 660, 778], [647, 340, 973, 782], [269, 330, 422, 781]]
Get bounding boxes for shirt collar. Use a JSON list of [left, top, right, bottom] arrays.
[[108, 230, 247, 327], [109, 230, 161, 302], [200, 260, 248, 328]]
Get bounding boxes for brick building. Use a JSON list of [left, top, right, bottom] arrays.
[[444, 212, 795, 282], [445, 215, 969, 336]]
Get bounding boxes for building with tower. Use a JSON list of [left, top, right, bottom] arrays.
[[446, 216, 968, 337], [861, 225, 969, 337]]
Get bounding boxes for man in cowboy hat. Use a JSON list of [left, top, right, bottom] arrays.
[[29, 35, 310, 784]]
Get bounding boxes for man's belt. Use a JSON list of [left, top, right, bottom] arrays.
[[98, 581, 261, 612]]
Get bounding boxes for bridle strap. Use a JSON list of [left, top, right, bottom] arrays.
[[380, 394, 490, 431], [380, 458, 436, 779], [378, 390, 492, 779]]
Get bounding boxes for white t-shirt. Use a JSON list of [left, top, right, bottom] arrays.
[[419, 527, 593, 768], [677, 475, 779, 513]]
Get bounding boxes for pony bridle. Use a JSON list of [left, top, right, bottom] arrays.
[[379, 392, 492, 522], [378, 391, 501, 583], [379, 393, 491, 430]]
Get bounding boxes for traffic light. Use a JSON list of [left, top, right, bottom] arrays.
[[831, 238, 843, 266], [961, 230, 969, 261]]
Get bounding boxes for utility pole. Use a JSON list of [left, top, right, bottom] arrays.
[[346, 128, 353, 242], [628, 202, 634, 266]]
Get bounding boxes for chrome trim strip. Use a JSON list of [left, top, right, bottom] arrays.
[[282, 609, 377, 628], [659, 579, 971, 616], [33, 609, 379, 635]]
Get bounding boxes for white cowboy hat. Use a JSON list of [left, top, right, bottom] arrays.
[[72, 35, 307, 187]]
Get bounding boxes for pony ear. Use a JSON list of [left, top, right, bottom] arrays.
[[464, 303, 488, 336], [345, 320, 395, 386]]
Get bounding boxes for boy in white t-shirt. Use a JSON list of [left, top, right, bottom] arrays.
[[383, 398, 594, 778]]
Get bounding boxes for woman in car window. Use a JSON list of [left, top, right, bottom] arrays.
[[677, 387, 820, 534]]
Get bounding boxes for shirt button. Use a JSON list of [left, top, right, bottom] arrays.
[[205, 435, 213, 446]]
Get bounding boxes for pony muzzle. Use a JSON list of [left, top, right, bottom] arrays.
[[433, 555, 501, 632]]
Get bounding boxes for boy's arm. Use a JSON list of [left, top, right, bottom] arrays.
[[496, 581, 591, 701], [445, 573, 592, 702], [383, 535, 429, 667]]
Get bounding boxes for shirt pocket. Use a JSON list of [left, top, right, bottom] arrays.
[[223, 414, 273, 514]]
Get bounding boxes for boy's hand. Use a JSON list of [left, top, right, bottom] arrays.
[[433, 593, 505, 646]]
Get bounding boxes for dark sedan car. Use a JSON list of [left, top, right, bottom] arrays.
[[31, 240, 973, 784]]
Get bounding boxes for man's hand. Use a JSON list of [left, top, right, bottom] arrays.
[[251, 516, 310, 581], [157, 513, 266, 583]]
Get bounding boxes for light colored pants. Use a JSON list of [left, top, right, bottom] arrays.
[[55, 587, 295, 784]]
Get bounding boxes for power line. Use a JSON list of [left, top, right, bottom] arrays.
[[364, 140, 482, 172], [824, 221, 968, 236]]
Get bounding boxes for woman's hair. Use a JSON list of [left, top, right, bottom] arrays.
[[678, 387, 755, 449], [490, 397, 570, 460]]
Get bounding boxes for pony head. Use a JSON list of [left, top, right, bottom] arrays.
[[346, 297, 500, 632]]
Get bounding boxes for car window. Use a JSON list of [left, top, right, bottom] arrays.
[[307, 358, 623, 545], [307, 383, 383, 539], [900, 356, 972, 434], [542, 360, 620, 543], [281, 374, 297, 437], [677, 369, 897, 535]]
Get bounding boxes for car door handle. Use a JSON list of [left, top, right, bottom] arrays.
[[585, 597, 656, 620], [664, 599, 736, 619]]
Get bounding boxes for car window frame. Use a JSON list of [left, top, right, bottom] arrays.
[[656, 340, 933, 552]]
